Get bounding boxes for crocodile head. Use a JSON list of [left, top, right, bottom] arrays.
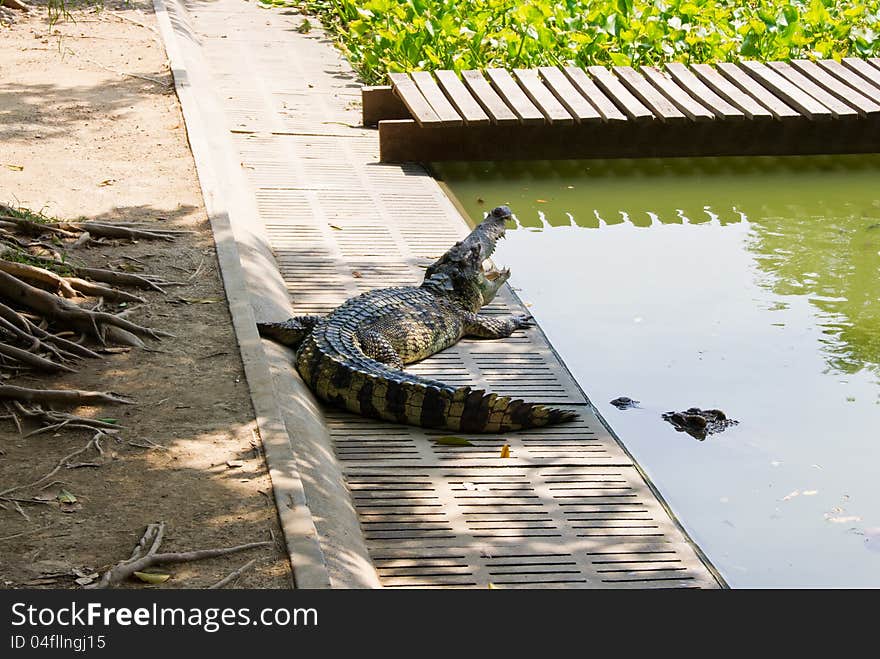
[[422, 205, 512, 309]]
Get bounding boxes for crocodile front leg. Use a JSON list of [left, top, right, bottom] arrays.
[[257, 315, 323, 348], [463, 312, 533, 339]]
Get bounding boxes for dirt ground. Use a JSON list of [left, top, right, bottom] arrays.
[[0, 1, 292, 588]]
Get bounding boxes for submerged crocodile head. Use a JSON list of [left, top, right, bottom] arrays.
[[422, 205, 512, 310]]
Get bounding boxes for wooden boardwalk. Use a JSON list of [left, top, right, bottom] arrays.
[[365, 59, 880, 162], [159, 0, 723, 587]]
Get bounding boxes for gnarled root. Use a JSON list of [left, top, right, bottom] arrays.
[[87, 522, 272, 589], [0, 384, 133, 407], [0, 269, 171, 343], [0, 0, 32, 10]]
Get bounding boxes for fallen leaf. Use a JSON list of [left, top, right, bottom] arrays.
[[329, 224, 343, 231], [487, 583, 498, 589], [174, 297, 221, 304], [434, 436, 474, 446], [57, 489, 77, 504], [499, 443, 511, 458], [3, 164, 24, 171], [352, 270, 362, 278], [75, 575, 98, 586], [133, 571, 170, 584], [226, 460, 244, 468], [98, 179, 117, 187]]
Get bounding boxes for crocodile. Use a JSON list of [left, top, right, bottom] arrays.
[[258, 205, 578, 433]]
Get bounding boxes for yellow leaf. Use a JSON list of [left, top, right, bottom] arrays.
[[329, 224, 343, 231], [499, 443, 510, 458], [435, 436, 474, 446], [487, 582, 498, 589], [133, 572, 171, 584], [2, 164, 24, 171]]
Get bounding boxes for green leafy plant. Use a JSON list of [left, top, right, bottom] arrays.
[[264, 0, 880, 84]]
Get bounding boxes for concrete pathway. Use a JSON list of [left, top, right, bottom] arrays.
[[154, 0, 722, 588]]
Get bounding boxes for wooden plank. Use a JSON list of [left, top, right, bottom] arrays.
[[789, 60, 880, 117], [816, 59, 880, 106], [513, 68, 575, 125], [715, 62, 800, 119], [387, 72, 442, 126], [664, 63, 743, 120], [613, 66, 687, 122], [738, 61, 832, 120], [842, 57, 880, 90], [460, 70, 519, 126], [641, 66, 714, 121], [870, 58, 880, 72], [485, 68, 545, 125], [410, 71, 464, 126], [767, 61, 860, 119], [586, 66, 654, 121], [377, 117, 880, 163], [361, 85, 410, 126], [434, 70, 491, 126], [561, 67, 627, 122], [537, 66, 601, 123], [691, 64, 772, 119]]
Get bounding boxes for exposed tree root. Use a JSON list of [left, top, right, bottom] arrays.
[[209, 558, 260, 589], [65, 278, 146, 304], [0, 0, 31, 10], [0, 270, 171, 343], [0, 303, 101, 360], [0, 431, 109, 499], [6, 401, 125, 436], [71, 265, 178, 293], [0, 258, 78, 298], [0, 216, 77, 238], [0, 384, 133, 407], [61, 221, 179, 242], [0, 203, 180, 442], [87, 521, 272, 589], [0, 341, 76, 372]]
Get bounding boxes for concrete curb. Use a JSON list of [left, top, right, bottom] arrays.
[[152, 0, 379, 588]]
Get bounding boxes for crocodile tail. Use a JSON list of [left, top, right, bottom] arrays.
[[436, 386, 579, 433], [304, 351, 578, 433], [257, 315, 322, 348]]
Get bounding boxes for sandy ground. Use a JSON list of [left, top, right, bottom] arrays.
[[0, 1, 292, 588]]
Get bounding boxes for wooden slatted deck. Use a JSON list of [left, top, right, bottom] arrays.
[[363, 59, 880, 162]]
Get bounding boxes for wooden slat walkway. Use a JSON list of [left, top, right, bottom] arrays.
[[363, 59, 880, 162]]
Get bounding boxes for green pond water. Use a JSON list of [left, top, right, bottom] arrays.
[[433, 155, 880, 588]]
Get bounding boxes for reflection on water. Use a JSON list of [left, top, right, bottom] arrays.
[[434, 155, 880, 587]]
